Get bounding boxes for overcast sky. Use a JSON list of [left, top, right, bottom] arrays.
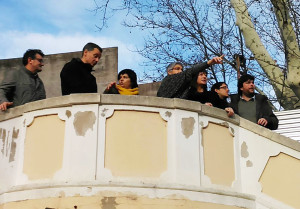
[[0, 0, 145, 78]]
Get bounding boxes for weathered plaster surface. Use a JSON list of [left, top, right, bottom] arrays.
[[202, 123, 235, 186], [73, 111, 96, 136], [259, 152, 300, 208], [8, 127, 18, 162], [181, 117, 195, 139], [105, 110, 167, 177], [241, 141, 249, 158], [0, 193, 246, 209], [23, 115, 65, 180]]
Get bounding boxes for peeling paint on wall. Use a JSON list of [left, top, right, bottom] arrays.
[[165, 111, 172, 118], [0, 192, 246, 208], [181, 117, 195, 139], [246, 160, 253, 167], [101, 108, 108, 117], [0, 128, 6, 155], [9, 127, 19, 162], [101, 197, 118, 209], [73, 111, 96, 136], [66, 110, 72, 118], [241, 142, 249, 158]]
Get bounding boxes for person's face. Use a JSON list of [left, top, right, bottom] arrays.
[[197, 72, 207, 85], [82, 48, 102, 67], [241, 79, 255, 96], [119, 73, 132, 89], [30, 53, 44, 73], [168, 64, 183, 75], [215, 83, 229, 99]]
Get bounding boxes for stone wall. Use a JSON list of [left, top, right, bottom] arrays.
[[0, 47, 118, 98]]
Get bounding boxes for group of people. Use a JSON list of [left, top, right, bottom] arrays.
[[0, 42, 278, 130], [157, 56, 278, 130], [0, 42, 139, 112]]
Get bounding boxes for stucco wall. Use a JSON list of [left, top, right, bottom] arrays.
[[0, 94, 299, 209], [0, 47, 118, 98]]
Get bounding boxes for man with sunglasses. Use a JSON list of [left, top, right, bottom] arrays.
[[0, 49, 46, 111]]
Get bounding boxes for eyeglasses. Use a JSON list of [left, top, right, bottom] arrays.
[[172, 67, 183, 71], [219, 86, 228, 89], [35, 58, 44, 63]]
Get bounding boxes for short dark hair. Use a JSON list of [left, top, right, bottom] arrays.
[[118, 69, 138, 88], [22, 49, 44, 66], [211, 82, 226, 92], [238, 74, 255, 95], [82, 42, 103, 56]]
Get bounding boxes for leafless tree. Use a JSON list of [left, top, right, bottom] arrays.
[[93, 0, 300, 110]]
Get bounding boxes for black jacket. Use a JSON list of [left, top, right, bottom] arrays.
[[60, 58, 97, 95], [229, 94, 278, 130], [210, 92, 229, 109], [184, 87, 213, 104], [157, 62, 210, 98]]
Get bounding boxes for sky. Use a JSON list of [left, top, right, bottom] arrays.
[[0, 0, 145, 79]]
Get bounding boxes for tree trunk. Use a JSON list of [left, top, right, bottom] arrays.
[[230, 0, 299, 109], [270, 0, 300, 103]]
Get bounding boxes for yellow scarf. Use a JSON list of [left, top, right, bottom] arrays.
[[116, 85, 139, 95]]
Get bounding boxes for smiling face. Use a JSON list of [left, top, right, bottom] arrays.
[[119, 73, 132, 89], [81, 48, 102, 67]]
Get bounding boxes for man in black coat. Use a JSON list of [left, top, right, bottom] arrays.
[[229, 74, 278, 130], [60, 42, 102, 95]]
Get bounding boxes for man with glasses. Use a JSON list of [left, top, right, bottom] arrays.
[[211, 82, 234, 117], [157, 55, 225, 98], [0, 49, 46, 111], [229, 74, 278, 130]]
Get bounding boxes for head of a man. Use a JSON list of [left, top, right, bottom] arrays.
[[211, 82, 229, 99], [238, 74, 255, 97], [23, 49, 45, 73], [81, 42, 102, 67], [166, 62, 183, 75]]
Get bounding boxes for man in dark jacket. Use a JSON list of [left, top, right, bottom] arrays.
[[60, 42, 102, 95], [229, 74, 278, 130], [0, 49, 46, 111], [157, 55, 224, 98]]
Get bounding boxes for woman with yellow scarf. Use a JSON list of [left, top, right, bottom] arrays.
[[104, 69, 139, 95]]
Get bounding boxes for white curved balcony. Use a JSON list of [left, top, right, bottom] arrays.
[[0, 94, 299, 209]]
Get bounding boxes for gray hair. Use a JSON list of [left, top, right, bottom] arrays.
[[166, 62, 183, 73]]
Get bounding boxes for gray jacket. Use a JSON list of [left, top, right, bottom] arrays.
[[0, 67, 46, 107]]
